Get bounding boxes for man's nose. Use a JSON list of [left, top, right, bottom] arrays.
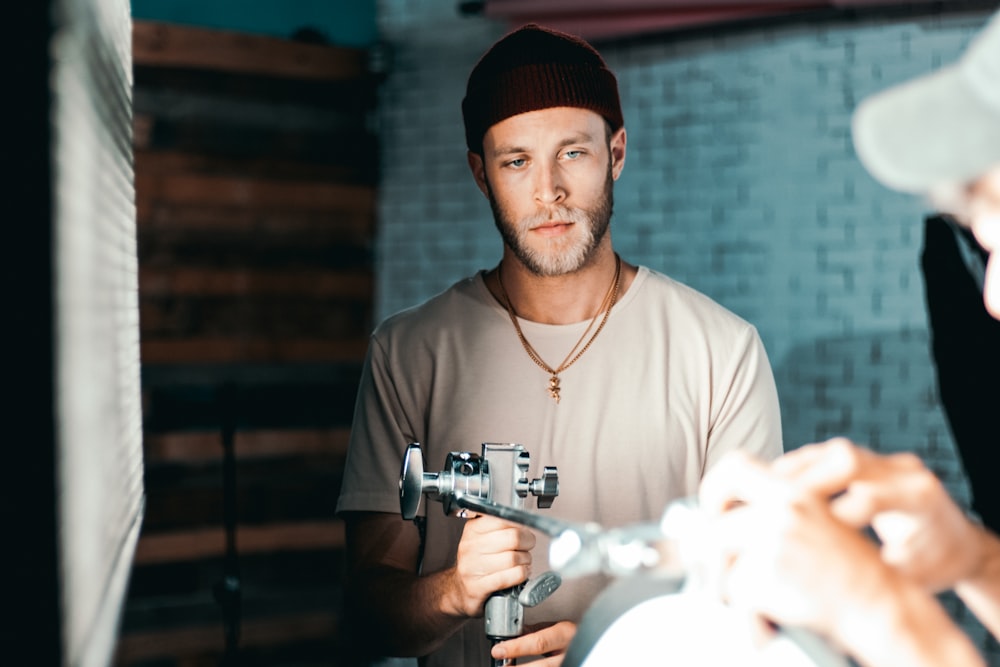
[[971, 211, 999, 255], [534, 163, 565, 205]]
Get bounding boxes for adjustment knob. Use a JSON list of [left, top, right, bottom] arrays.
[[530, 466, 559, 508]]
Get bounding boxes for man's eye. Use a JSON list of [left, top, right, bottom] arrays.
[[506, 158, 527, 168], [563, 150, 583, 160]]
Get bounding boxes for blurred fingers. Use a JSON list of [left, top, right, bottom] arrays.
[[829, 452, 942, 526], [699, 451, 794, 515]]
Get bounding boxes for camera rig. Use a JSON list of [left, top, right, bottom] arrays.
[[398, 442, 849, 667]]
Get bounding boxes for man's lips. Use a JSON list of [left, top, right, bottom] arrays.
[[531, 221, 574, 237]]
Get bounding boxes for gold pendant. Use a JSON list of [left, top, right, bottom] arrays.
[[548, 374, 561, 403]]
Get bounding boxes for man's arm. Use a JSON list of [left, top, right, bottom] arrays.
[[831, 558, 986, 667], [343, 511, 455, 657], [342, 511, 536, 658], [954, 525, 1000, 640], [704, 325, 784, 470]]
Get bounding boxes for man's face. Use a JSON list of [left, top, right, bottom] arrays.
[[933, 165, 1000, 318], [971, 167, 1000, 319], [470, 107, 626, 277]]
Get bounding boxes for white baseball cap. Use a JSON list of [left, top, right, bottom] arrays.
[[852, 11, 1000, 194]]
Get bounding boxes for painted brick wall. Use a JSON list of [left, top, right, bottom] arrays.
[[375, 1, 996, 660]]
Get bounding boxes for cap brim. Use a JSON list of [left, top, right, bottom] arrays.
[[852, 64, 1000, 194]]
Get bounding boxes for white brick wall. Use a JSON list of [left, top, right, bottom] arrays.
[[375, 1, 997, 660]]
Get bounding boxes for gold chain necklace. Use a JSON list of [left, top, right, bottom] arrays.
[[496, 254, 622, 403]]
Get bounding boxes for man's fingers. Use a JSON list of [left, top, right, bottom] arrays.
[[772, 438, 875, 497], [769, 440, 836, 476], [491, 621, 576, 662], [699, 451, 789, 514], [484, 563, 532, 594], [453, 514, 538, 615], [456, 546, 531, 582], [828, 453, 941, 526], [830, 481, 899, 526], [464, 517, 537, 554], [772, 441, 940, 526]]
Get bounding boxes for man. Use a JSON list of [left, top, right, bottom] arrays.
[[921, 211, 1000, 534], [335, 23, 783, 666], [700, 10, 1000, 667]]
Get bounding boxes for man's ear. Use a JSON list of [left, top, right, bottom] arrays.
[[467, 151, 489, 197], [610, 127, 627, 180]]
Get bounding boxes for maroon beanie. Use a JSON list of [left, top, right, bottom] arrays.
[[462, 23, 624, 155]]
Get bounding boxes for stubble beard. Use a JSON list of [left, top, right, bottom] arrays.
[[486, 165, 614, 277]]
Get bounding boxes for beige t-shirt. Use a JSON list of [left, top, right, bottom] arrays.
[[337, 266, 783, 666]]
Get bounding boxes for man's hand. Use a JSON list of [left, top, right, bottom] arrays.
[[491, 621, 577, 666], [771, 438, 984, 591], [444, 514, 537, 618], [698, 449, 986, 667], [699, 451, 894, 637], [344, 511, 540, 656]]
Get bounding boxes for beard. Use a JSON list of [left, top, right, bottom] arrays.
[[486, 164, 614, 277]]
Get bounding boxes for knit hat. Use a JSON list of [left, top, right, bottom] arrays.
[[852, 11, 1000, 194], [462, 23, 624, 155]]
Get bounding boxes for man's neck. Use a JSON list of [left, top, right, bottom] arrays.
[[489, 247, 634, 325]]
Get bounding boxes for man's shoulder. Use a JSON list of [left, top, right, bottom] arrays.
[[374, 272, 488, 339], [636, 267, 754, 331]]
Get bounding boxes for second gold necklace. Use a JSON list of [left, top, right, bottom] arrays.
[[496, 254, 622, 403]]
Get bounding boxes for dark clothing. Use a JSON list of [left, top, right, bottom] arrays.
[[921, 214, 1000, 533]]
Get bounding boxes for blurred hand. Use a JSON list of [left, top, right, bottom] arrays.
[[491, 620, 577, 666], [699, 451, 895, 639], [698, 446, 989, 667], [445, 514, 536, 618], [771, 438, 984, 591]]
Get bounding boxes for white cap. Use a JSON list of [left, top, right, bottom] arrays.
[[852, 11, 1000, 194]]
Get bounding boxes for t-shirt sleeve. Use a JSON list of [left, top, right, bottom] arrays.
[[704, 324, 784, 471], [335, 333, 419, 516]]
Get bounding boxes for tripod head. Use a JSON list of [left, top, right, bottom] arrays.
[[399, 442, 558, 519]]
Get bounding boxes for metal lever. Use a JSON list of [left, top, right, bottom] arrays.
[[519, 570, 561, 608]]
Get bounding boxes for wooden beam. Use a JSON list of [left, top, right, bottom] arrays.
[[132, 117, 378, 177], [138, 267, 373, 298], [136, 202, 374, 242], [134, 149, 372, 185], [135, 172, 375, 213], [134, 520, 346, 565], [132, 66, 377, 110], [132, 20, 369, 81], [144, 428, 351, 463], [114, 611, 338, 662], [141, 337, 369, 364], [138, 298, 371, 340]]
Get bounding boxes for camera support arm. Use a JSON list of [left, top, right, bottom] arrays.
[[399, 442, 562, 666]]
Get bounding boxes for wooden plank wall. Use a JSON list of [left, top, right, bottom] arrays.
[[115, 20, 377, 666]]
